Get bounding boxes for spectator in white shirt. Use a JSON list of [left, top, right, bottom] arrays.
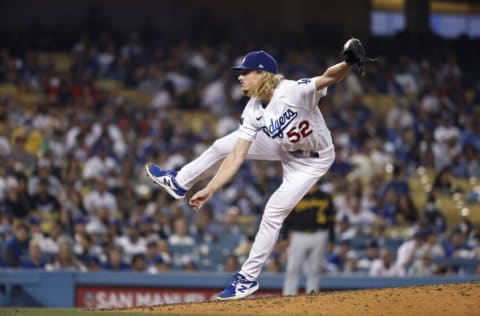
[[432, 114, 461, 170], [417, 230, 445, 259], [395, 228, 429, 270], [83, 177, 118, 219], [336, 194, 377, 236], [369, 248, 405, 277], [386, 99, 414, 131], [116, 221, 146, 262], [82, 146, 118, 182], [408, 251, 438, 276], [168, 218, 195, 246], [357, 240, 380, 271]]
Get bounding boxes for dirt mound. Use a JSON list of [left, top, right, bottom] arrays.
[[119, 282, 480, 316]]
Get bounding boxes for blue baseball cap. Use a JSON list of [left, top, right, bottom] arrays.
[[232, 50, 278, 74]]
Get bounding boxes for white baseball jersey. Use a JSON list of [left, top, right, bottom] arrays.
[[237, 78, 333, 153], [174, 77, 336, 283]]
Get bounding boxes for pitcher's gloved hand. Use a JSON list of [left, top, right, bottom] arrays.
[[342, 38, 375, 76]]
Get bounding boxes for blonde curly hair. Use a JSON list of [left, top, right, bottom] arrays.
[[250, 72, 284, 101]]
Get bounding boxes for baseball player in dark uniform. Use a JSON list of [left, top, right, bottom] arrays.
[[282, 183, 335, 295]]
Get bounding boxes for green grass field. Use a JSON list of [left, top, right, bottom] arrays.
[[0, 308, 202, 316]]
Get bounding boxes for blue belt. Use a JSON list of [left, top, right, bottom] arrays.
[[288, 150, 320, 158]]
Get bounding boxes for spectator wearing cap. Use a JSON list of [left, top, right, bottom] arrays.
[[28, 158, 62, 197], [139, 215, 157, 240], [145, 238, 160, 269], [325, 239, 355, 274], [336, 214, 356, 241], [147, 254, 171, 273], [101, 245, 130, 271], [394, 227, 430, 270], [3, 221, 31, 267], [20, 238, 47, 269], [443, 227, 474, 258], [115, 220, 146, 261], [357, 240, 380, 271]]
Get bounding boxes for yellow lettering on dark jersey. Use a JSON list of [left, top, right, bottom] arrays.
[[295, 199, 329, 212], [316, 213, 327, 224], [295, 198, 330, 225]]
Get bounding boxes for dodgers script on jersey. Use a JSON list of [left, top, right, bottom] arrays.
[[237, 78, 333, 153]]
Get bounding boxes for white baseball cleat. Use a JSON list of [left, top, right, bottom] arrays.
[[216, 273, 259, 300], [144, 163, 186, 199]]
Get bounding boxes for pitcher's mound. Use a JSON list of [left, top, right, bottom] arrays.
[[120, 282, 479, 316]]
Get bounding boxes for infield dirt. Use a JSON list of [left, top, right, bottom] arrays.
[[116, 282, 480, 316]]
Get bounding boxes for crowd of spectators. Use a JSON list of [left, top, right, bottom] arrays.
[[0, 21, 480, 277]]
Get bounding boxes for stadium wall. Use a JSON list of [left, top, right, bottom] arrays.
[[1, 270, 479, 308]]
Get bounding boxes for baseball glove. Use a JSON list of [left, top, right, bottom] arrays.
[[342, 38, 373, 76]]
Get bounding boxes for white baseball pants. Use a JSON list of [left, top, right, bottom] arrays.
[[175, 131, 334, 281]]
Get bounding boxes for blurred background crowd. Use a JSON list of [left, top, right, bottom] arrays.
[[0, 0, 480, 278]]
